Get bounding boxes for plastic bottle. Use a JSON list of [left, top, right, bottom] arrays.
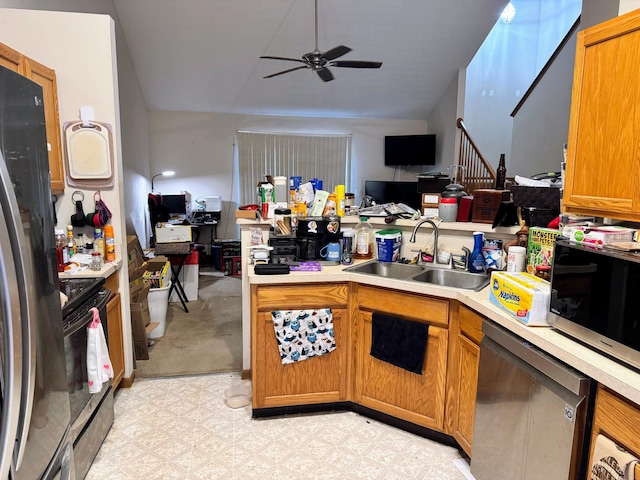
[[76, 232, 85, 254], [354, 217, 374, 259], [94, 228, 105, 258], [468, 231, 486, 273], [104, 225, 116, 262], [342, 229, 354, 265], [66, 225, 77, 258], [55, 229, 68, 272], [495, 153, 507, 190]]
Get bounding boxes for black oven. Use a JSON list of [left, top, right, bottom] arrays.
[[549, 239, 640, 370], [59, 277, 115, 479]]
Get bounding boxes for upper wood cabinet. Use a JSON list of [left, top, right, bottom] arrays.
[[564, 10, 640, 221], [0, 41, 64, 195]]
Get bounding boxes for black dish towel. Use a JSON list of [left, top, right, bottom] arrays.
[[370, 313, 429, 374]]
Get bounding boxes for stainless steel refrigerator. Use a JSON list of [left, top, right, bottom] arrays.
[[0, 66, 74, 478]]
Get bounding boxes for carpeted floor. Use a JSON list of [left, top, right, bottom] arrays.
[[135, 268, 243, 378]]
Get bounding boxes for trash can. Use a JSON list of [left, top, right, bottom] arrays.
[[147, 281, 171, 339]]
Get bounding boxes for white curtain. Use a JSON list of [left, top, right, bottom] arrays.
[[237, 131, 351, 206]]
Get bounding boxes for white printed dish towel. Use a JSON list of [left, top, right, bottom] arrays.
[[86, 307, 113, 393], [271, 308, 336, 364], [590, 434, 639, 480]]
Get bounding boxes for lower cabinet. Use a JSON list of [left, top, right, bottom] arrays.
[[105, 273, 125, 390], [445, 303, 483, 457], [354, 285, 449, 431], [251, 283, 350, 409], [588, 385, 640, 479]]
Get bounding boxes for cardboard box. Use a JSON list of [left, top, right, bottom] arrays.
[[525, 227, 564, 274], [134, 341, 149, 360], [127, 235, 147, 281], [421, 193, 441, 205], [235, 209, 258, 219], [489, 271, 551, 326], [471, 189, 510, 224], [563, 225, 634, 246], [155, 223, 193, 243], [143, 259, 171, 288]]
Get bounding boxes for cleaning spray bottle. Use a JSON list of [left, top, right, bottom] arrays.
[[468, 231, 486, 273]]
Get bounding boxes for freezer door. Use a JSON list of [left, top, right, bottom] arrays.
[[471, 334, 589, 480], [0, 65, 71, 479]]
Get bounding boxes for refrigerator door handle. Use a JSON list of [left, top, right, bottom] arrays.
[[0, 155, 24, 479], [0, 155, 37, 471]]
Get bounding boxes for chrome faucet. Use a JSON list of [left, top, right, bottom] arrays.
[[409, 219, 443, 265]]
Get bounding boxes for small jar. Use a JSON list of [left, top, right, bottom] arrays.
[[439, 197, 458, 222], [90, 251, 103, 271], [274, 208, 292, 236]]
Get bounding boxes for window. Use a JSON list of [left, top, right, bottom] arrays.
[[237, 132, 351, 206]]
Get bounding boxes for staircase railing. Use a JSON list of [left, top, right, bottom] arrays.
[[456, 118, 496, 194]]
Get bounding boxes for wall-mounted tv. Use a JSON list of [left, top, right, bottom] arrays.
[[384, 134, 436, 166]]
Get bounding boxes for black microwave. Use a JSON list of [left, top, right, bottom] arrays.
[[548, 239, 640, 370]]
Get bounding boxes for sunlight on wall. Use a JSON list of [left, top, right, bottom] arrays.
[[463, 0, 581, 173]]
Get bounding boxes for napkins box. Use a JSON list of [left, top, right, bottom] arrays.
[[489, 271, 551, 326]]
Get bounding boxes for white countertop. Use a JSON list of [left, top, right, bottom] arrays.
[[248, 261, 640, 406], [58, 259, 121, 279]]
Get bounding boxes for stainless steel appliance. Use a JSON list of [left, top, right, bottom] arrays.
[[0, 66, 74, 478], [59, 278, 114, 480], [471, 321, 591, 480], [549, 239, 640, 370]]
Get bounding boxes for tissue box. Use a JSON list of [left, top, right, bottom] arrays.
[[489, 271, 551, 326], [563, 225, 634, 247]]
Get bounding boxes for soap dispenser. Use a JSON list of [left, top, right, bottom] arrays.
[[468, 231, 486, 273]]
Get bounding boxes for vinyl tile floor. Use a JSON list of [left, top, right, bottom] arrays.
[[86, 373, 471, 480]]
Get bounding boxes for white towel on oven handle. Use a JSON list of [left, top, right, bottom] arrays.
[[87, 307, 113, 394]]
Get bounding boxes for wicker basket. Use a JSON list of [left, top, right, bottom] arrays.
[[154, 242, 192, 255]]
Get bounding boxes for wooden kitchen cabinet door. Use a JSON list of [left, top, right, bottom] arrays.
[[0, 41, 64, 195], [353, 285, 449, 431], [106, 292, 125, 390], [445, 303, 483, 457], [564, 10, 640, 222], [23, 57, 65, 195]]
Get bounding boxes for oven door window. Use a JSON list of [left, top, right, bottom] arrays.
[[63, 290, 110, 423]]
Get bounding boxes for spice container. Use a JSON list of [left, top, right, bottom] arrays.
[[90, 251, 103, 271]]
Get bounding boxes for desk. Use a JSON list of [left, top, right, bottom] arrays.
[[165, 253, 190, 313], [191, 221, 218, 265]]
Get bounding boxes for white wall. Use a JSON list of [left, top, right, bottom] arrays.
[[149, 111, 430, 238], [0, 6, 139, 380]]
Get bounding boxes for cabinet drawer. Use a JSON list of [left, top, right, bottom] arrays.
[[254, 283, 348, 311], [356, 284, 448, 327]]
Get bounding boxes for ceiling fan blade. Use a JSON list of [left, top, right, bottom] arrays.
[[331, 60, 383, 69], [260, 55, 307, 64], [323, 45, 351, 61], [316, 67, 334, 82], [263, 65, 309, 79]]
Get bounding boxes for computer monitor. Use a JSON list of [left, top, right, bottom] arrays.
[[162, 194, 187, 215], [364, 181, 422, 210]]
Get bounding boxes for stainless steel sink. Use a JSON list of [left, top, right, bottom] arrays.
[[411, 268, 490, 291], [344, 261, 425, 280], [345, 260, 490, 291]]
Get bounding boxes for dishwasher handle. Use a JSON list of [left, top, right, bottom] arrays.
[[482, 321, 590, 396]]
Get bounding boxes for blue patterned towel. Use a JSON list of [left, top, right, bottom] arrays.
[[271, 309, 336, 364]]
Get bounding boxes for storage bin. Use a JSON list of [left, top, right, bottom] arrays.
[[147, 281, 171, 338]]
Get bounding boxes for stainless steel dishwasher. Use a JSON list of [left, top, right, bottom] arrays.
[[470, 321, 591, 480]]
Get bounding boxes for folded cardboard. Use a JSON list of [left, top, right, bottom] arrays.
[[235, 209, 258, 219], [134, 341, 149, 360], [489, 271, 551, 326], [155, 223, 192, 243], [127, 234, 147, 281]]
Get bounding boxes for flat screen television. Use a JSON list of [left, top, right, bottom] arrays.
[[162, 194, 188, 215], [384, 134, 436, 166]]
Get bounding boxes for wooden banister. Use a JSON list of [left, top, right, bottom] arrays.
[[456, 118, 496, 194]]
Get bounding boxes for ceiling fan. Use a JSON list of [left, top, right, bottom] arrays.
[[260, 0, 382, 82]]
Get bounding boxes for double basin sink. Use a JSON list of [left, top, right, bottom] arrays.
[[344, 260, 490, 292]]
